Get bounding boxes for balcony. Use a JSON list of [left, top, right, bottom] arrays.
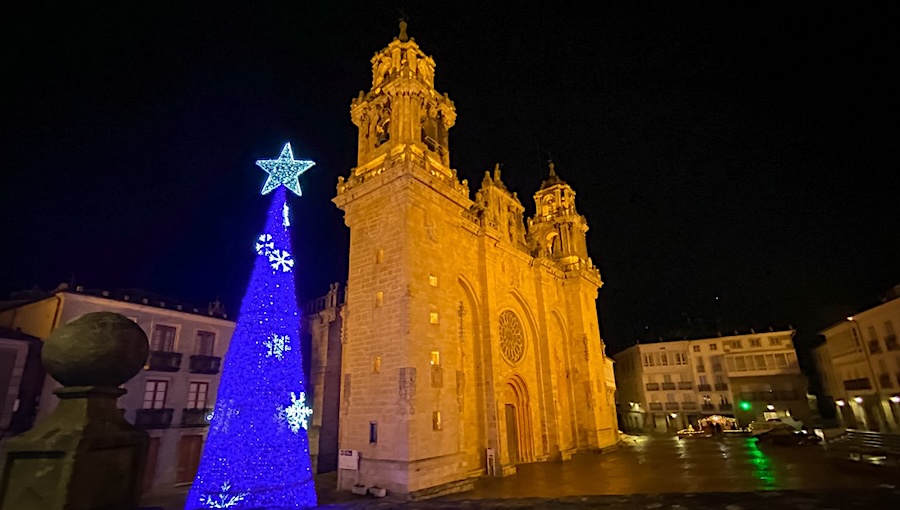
[[719, 403, 733, 411], [844, 378, 873, 391], [701, 403, 716, 411], [714, 383, 728, 391], [879, 373, 894, 389], [682, 401, 697, 410], [665, 402, 680, 411], [661, 382, 676, 390], [189, 355, 221, 374], [696, 365, 706, 373], [649, 403, 663, 411], [698, 384, 712, 392], [868, 340, 882, 354], [646, 383, 660, 391], [886, 334, 898, 351], [135, 408, 174, 429], [678, 381, 693, 390], [182, 408, 212, 428], [146, 350, 182, 372]]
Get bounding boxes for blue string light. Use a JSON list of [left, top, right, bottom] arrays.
[[186, 179, 317, 508]]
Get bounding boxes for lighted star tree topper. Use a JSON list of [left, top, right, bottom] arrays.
[[186, 143, 317, 509]]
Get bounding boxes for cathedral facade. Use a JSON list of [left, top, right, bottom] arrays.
[[323, 24, 618, 498]]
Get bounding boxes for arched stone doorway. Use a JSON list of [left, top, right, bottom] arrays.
[[502, 375, 534, 464]]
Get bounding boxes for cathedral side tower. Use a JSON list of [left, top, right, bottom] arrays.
[[528, 163, 617, 448], [332, 22, 475, 497]]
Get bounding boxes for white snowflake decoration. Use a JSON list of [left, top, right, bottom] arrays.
[[268, 249, 294, 272], [264, 333, 292, 360], [276, 391, 312, 433], [255, 233, 274, 256], [200, 481, 249, 508]]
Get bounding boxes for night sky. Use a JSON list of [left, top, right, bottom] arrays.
[[2, 3, 897, 361]]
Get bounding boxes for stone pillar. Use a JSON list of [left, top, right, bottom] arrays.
[[0, 312, 149, 510]]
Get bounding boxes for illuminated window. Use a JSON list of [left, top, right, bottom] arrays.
[[430, 310, 439, 324], [429, 275, 438, 287], [187, 382, 209, 409], [375, 248, 384, 264], [373, 356, 381, 373], [430, 351, 440, 366], [143, 380, 168, 409], [432, 411, 442, 431], [375, 291, 384, 307]]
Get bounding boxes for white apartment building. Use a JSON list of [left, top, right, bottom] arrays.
[[0, 285, 235, 493], [615, 329, 808, 432], [816, 289, 900, 432]]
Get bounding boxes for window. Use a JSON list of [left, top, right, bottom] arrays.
[[143, 380, 168, 409], [733, 340, 743, 348], [715, 374, 725, 384], [187, 382, 209, 409], [695, 355, 704, 368], [666, 393, 675, 402], [682, 393, 692, 402], [674, 352, 686, 365], [693, 345, 700, 352], [195, 331, 215, 356], [369, 422, 378, 443], [754, 354, 766, 369], [151, 325, 176, 351], [663, 374, 673, 383], [886, 321, 896, 336], [735, 357, 747, 371], [430, 351, 440, 366], [375, 291, 384, 307], [750, 338, 761, 348], [643, 354, 655, 367], [709, 343, 718, 351], [768, 337, 781, 346], [774, 353, 787, 368], [868, 326, 878, 340], [429, 311, 439, 324], [433, 411, 442, 430], [429, 275, 438, 287], [660, 353, 669, 366], [373, 356, 381, 373], [699, 375, 708, 385]]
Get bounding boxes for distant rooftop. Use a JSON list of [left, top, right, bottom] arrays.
[[2, 283, 230, 320]]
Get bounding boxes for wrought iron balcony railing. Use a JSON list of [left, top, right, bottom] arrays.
[[135, 408, 174, 429], [146, 351, 182, 372], [189, 355, 221, 374], [182, 408, 212, 428], [698, 384, 712, 392]]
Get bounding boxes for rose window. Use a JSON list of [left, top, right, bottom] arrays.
[[499, 311, 525, 364]]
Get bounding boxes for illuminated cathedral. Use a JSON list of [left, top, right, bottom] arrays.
[[308, 22, 618, 498]]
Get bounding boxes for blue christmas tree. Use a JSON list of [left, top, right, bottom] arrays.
[[186, 143, 317, 509]]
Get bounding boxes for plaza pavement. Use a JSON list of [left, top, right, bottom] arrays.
[[142, 435, 900, 509]]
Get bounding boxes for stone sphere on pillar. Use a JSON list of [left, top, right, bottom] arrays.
[[42, 311, 149, 387]]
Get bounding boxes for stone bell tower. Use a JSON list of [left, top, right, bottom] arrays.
[[333, 21, 474, 497], [527, 162, 616, 448]]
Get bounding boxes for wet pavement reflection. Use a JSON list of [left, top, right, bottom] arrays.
[[450, 435, 898, 499]]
